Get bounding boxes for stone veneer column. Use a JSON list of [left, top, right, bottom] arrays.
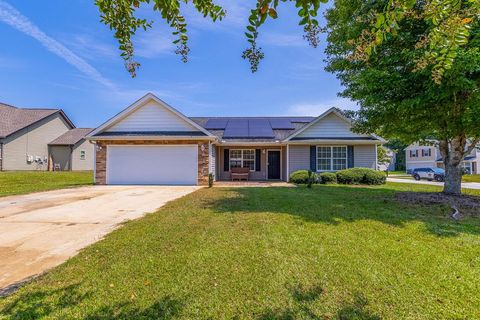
[[95, 142, 107, 185]]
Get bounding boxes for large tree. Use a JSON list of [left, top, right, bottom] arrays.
[[324, 0, 480, 195]]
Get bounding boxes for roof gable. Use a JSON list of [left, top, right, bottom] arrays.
[[89, 93, 213, 137], [285, 108, 381, 141], [0, 103, 74, 138]]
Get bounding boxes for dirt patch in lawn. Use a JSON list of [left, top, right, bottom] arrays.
[[396, 192, 480, 217]]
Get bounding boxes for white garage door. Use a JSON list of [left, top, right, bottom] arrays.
[[106, 145, 198, 185]]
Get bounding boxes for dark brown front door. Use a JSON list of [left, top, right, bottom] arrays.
[[267, 151, 281, 180]]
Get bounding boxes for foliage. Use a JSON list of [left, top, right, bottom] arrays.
[[385, 139, 409, 171], [94, 0, 478, 79], [325, 0, 480, 194], [0, 171, 93, 197], [208, 173, 214, 188], [336, 168, 386, 185], [307, 170, 316, 188], [289, 170, 311, 184], [319, 172, 337, 184], [95, 0, 226, 77], [363, 0, 480, 83], [1, 185, 479, 318], [377, 146, 392, 166]]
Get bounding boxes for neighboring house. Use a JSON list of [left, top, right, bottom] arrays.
[[0, 102, 93, 171], [87, 93, 384, 185], [48, 128, 94, 171], [405, 142, 480, 174]]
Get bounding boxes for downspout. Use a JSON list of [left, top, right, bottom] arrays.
[[90, 140, 96, 184], [286, 144, 290, 182], [0, 142, 3, 171]]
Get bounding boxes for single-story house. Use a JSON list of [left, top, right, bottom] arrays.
[[0, 102, 94, 171], [405, 142, 479, 174], [48, 128, 94, 171], [87, 93, 384, 185]]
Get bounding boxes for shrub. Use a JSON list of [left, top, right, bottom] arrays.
[[363, 170, 386, 185], [289, 170, 310, 184], [208, 173, 214, 188], [319, 172, 337, 184], [336, 168, 386, 185]]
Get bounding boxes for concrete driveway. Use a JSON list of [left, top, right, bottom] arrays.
[[0, 185, 199, 291]]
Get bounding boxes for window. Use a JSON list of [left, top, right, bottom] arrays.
[[229, 149, 255, 171], [80, 150, 86, 160], [421, 148, 431, 157], [316, 146, 347, 171], [410, 150, 418, 158]]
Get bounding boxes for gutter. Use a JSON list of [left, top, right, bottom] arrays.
[[87, 136, 217, 141]]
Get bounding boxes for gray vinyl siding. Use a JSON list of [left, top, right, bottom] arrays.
[[71, 139, 94, 171], [354, 145, 377, 169], [288, 145, 310, 176], [2, 114, 72, 170], [288, 144, 378, 176]]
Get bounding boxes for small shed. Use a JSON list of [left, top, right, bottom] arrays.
[[48, 128, 94, 171]]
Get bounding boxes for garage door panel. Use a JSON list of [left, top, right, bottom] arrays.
[[107, 145, 198, 185]]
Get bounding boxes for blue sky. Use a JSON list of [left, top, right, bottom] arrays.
[[0, 0, 354, 128]]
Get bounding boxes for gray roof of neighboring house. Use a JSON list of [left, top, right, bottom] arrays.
[[190, 117, 315, 142], [0, 102, 74, 139], [49, 128, 94, 146]]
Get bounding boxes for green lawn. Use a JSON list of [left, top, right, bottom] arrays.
[[1, 182, 479, 319], [0, 171, 93, 197], [463, 174, 480, 183]]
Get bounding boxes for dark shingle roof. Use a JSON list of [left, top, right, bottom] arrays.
[[0, 103, 73, 138], [189, 117, 315, 141], [49, 128, 94, 145]]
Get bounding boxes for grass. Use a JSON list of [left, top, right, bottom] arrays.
[[1, 182, 479, 319], [0, 171, 93, 197], [463, 174, 480, 183]]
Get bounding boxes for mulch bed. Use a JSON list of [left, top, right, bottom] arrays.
[[396, 192, 480, 217]]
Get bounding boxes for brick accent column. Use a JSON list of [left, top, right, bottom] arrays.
[[94, 140, 210, 186], [95, 142, 107, 185], [197, 141, 209, 186]]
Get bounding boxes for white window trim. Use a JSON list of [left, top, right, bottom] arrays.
[[316, 145, 348, 172], [229, 149, 256, 172]]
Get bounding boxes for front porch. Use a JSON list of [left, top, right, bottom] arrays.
[[215, 146, 287, 181]]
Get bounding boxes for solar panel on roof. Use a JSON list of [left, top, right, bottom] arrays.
[[205, 118, 228, 129], [269, 119, 295, 129], [223, 119, 249, 138], [249, 119, 274, 138]]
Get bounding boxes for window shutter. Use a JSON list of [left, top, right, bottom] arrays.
[[223, 149, 229, 171], [310, 146, 316, 171], [347, 146, 354, 168], [255, 149, 261, 171]]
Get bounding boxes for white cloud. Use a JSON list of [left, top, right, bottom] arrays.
[[63, 34, 118, 61], [134, 28, 174, 58], [0, 1, 114, 88], [285, 98, 358, 116]]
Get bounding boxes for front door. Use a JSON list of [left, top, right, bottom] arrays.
[[267, 150, 281, 180]]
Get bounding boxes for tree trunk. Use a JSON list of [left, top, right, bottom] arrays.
[[444, 162, 462, 195], [439, 136, 466, 195]]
